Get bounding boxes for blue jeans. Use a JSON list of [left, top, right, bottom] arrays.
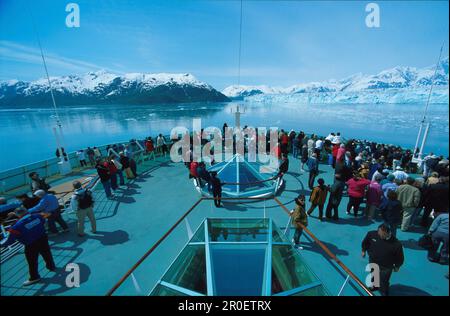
[[102, 180, 112, 197], [293, 227, 303, 244], [117, 170, 125, 185]]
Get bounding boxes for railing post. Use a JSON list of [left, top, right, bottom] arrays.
[[337, 275, 350, 296]]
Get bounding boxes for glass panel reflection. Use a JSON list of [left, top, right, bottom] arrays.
[[208, 218, 269, 242], [161, 245, 207, 295], [271, 245, 320, 295]]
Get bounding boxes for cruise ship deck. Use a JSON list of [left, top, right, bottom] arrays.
[[0, 154, 448, 296]]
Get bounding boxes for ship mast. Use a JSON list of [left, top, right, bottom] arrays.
[[29, 7, 72, 174], [413, 42, 445, 161]]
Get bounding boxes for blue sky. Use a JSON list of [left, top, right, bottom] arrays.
[[0, 0, 448, 90]]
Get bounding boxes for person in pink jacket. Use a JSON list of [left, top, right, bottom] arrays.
[[336, 144, 346, 163], [346, 173, 371, 217], [365, 175, 383, 220]]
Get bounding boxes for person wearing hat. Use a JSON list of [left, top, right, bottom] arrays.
[[0, 207, 56, 286], [397, 177, 421, 231], [361, 223, 404, 296], [28, 190, 69, 236], [393, 166, 408, 183], [290, 195, 308, 249], [425, 171, 440, 185]]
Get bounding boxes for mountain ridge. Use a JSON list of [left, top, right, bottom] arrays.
[[222, 57, 449, 104], [0, 71, 230, 106]]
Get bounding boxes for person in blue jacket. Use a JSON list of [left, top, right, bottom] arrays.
[[1, 207, 56, 286], [0, 197, 21, 221], [28, 190, 69, 235]]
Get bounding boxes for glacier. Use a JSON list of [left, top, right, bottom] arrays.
[[223, 57, 449, 104]]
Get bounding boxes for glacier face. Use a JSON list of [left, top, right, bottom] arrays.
[[0, 71, 230, 106], [223, 57, 449, 104]]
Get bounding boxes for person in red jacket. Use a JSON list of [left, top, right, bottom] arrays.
[[346, 173, 371, 217], [104, 158, 118, 191], [332, 143, 340, 169], [190, 161, 200, 186], [145, 137, 155, 160]]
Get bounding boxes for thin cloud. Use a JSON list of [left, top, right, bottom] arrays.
[[0, 41, 122, 77]]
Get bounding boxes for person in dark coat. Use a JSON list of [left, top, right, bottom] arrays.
[[210, 172, 222, 207], [379, 190, 403, 237], [96, 159, 113, 198], [325, 173, 345, 220], [361, 223, 404, 296], [420, 176, 449, 227], [278, 154, 289, 178]]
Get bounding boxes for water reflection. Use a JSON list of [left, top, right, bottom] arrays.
[[0, 101, 448, 171]]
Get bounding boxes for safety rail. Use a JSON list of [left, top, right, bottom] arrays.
[[106, 196, 373, 296], [0, 136, 174, 194]]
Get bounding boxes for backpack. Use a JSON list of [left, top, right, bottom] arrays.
[[77, 190, 94, 210]]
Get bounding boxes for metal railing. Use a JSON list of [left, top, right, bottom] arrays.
[[106, 196, 373, 296]]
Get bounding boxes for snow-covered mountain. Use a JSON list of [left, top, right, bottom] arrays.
[[223, 57, 449, 104], [0, 71, 229, 106]]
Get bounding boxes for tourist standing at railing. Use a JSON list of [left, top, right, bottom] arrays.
[[70, 181, 97, 237], [0, 207, 56, 286], [0, 197, 21, 221], [314, 137, 324, 161], [331, 142, 339, 169], [397, 177, 421, 232], [307, 178, 328, 221], [86, 147, 95, 166], [104, 158, 119, 192], [210, 172, 222, 208], [93, 147, 102, 160], [361, 223, 404, 296], [95, 159, 114, 199], [306, 153, 319, 190], [290, 195, 307, 249], [119, 152, 135, 180], [15, 193, 40, 211], [345, 173, 371, 217], [77, 149, 88, 167], [112, 156, 125, 186], [157, 134, 168, 156], [28, 190, 69, 236], [325, 173, 345, 220], [145, 137, 155, 160], [28, 172, 51, 193]]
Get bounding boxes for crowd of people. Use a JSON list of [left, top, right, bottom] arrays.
[[283, 129, 449, 296], [0, 128, 448, 294]]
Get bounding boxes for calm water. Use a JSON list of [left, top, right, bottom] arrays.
[[0, 102, 448, 171]]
